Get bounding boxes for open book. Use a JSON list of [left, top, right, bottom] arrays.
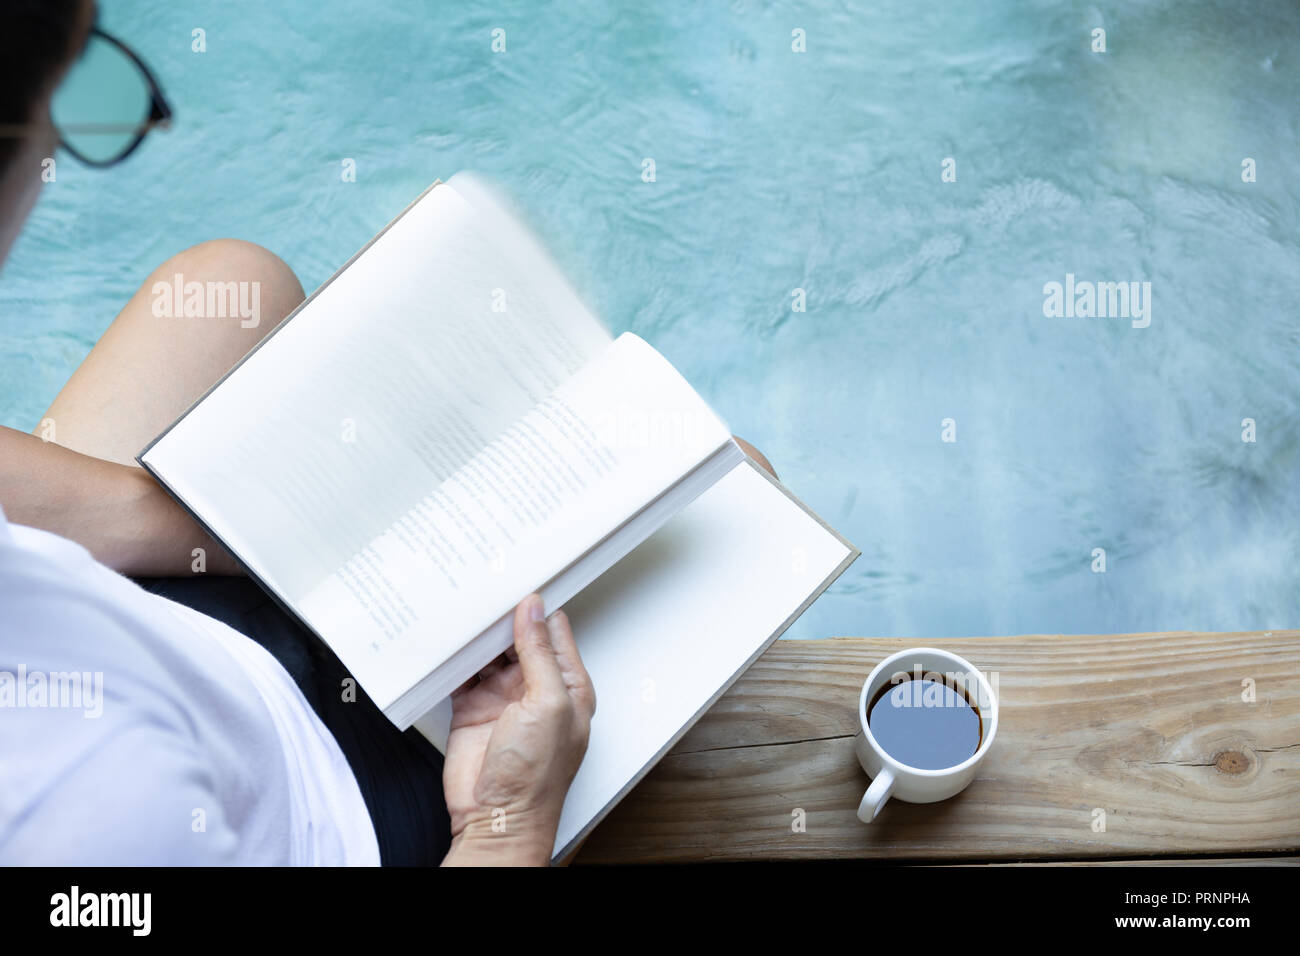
[[139, 175, 857, 860]]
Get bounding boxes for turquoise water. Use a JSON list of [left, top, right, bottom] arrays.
[[2, 1, 1297, 639]]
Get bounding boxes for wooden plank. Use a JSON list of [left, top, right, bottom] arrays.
[[575, 630, 1300, 862]]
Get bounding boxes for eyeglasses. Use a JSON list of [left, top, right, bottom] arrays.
[[23, 25, 173, 167]]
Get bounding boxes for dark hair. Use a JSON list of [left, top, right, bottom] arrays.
[[0, 0, 86, 169]]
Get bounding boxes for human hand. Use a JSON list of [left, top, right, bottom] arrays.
[[440, 594, 595, 866]]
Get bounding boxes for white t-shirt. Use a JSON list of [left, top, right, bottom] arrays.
[[0, 507, 380, 865]]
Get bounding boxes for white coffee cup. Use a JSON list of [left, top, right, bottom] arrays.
[[855, 647, 999, 823]]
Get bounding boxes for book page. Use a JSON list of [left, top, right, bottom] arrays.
[[143, 179, 613, 594], [552, 465, 851, 858], [292, 332, 729, 710], [557, 460, 854, 858]]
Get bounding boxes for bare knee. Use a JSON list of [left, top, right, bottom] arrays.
[[149, 239, 305, 336], [37, 241, 307, 466]]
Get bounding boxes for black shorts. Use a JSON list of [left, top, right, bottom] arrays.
[[133, 575, 452, 866]]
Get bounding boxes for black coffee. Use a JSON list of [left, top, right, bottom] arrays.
[[867, 676, 982, 770]]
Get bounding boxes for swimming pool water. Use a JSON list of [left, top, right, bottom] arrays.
[[2, 0, 1297, 639]]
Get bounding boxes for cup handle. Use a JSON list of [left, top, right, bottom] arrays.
[[857, 767, 895, 823]]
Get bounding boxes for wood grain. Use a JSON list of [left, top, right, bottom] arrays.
[[575, 630, 1300, 862]]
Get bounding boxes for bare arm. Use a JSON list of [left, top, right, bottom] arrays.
[[1, 419, 774, 580], [0, 425, 238, 576]]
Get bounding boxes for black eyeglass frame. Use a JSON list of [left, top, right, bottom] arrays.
[[54, 25, 173, 168]]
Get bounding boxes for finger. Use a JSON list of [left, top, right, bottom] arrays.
[[513, 594, 566, 700], [481, 659, 525, 699], [452, 673, 481, 698], [476, 652, 510, 684], [449, 674, 486, 726], [449, 681, 509, 728], [545, 610, 596, 717]]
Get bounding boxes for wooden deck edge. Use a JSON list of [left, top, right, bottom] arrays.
[[577, 629, 1300, 863]]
